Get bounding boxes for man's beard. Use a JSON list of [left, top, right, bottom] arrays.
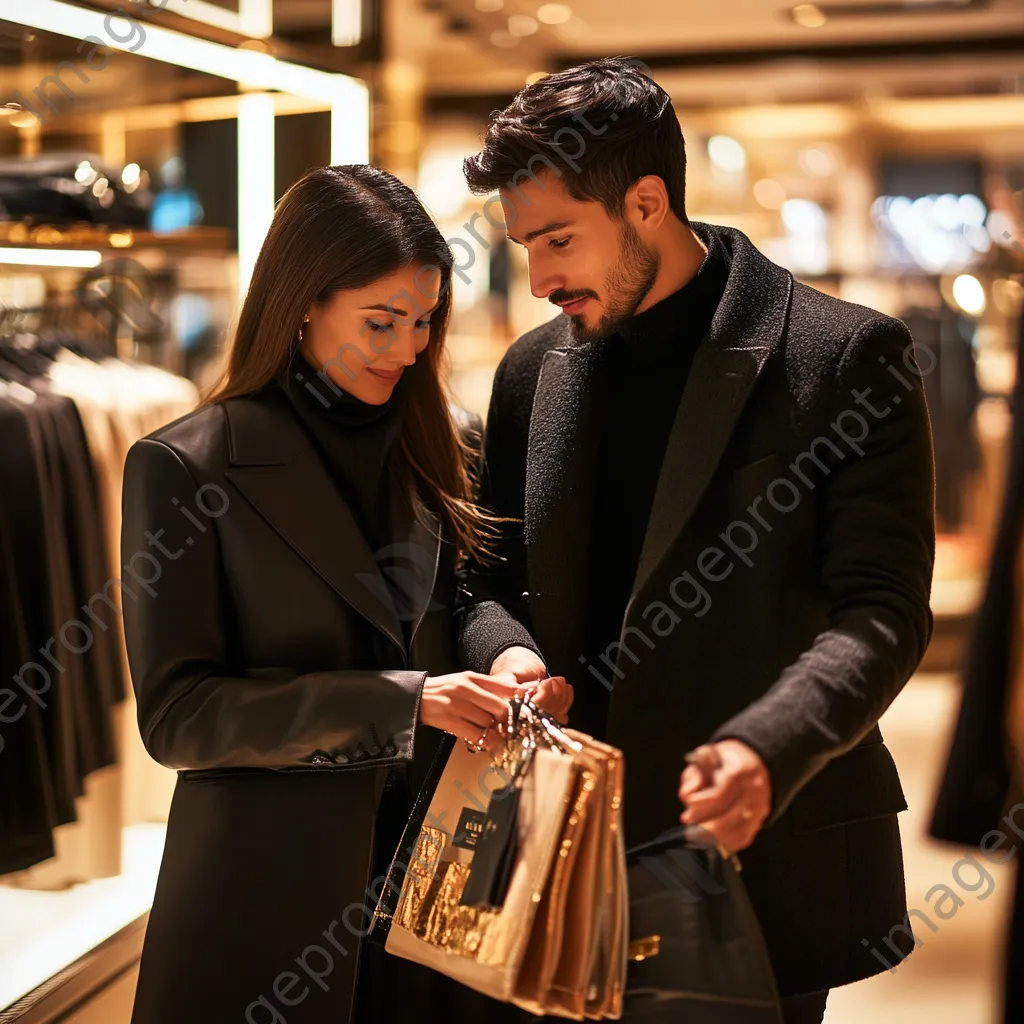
[[567, 222, 660, 345]]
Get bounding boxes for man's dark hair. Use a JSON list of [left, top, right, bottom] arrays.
[[463, 57, 688, 224]]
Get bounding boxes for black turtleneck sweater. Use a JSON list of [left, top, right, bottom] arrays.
[[576, 231, 730, 740], [275, 348, 409, 553]]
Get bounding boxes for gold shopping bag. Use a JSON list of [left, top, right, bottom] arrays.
[[370, 698, 627, 1019]]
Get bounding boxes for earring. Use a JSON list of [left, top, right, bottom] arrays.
[[298, 315, 310, 344]]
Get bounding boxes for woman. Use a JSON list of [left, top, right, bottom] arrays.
[[121, 165, 571, 1023]]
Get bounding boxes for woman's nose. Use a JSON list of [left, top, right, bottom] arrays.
[[381, 325, 418, 366]]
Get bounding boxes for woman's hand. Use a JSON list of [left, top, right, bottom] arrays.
[[527, 676, 574, 725], [419, 671, 522, 750]]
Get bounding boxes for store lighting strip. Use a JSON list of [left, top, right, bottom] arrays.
[[333, 0, 363, 47], [159, 0, 273, 40], [0, 0, 369, 294], [0, 0, 368, 110], [0, 248, 104, 268], [237, 93, 275, 300]]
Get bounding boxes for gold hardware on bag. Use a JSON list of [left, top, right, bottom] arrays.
[[627, 935, 661, 961]]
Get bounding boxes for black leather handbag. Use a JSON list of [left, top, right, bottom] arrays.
[[623, 826, 783, 1023]]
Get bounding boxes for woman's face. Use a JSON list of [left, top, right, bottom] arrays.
[[300, 263, 443, 406]]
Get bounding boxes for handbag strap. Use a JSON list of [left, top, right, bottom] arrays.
[[366, 730, 455, 945]]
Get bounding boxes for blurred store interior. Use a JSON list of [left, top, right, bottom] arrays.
[[0, 0, 1022, 1020]]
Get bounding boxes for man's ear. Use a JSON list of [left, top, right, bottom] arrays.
[[627, 175, 671, 230]]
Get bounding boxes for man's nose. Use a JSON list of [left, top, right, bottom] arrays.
[[528, 256, 562, 300]]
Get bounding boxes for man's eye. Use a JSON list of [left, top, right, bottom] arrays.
[[550, 237, 571, 250]]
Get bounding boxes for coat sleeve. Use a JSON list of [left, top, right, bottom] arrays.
[[121, 437, 427, 771], [712, 317, 936, 821], [455, 355, 546, 674]]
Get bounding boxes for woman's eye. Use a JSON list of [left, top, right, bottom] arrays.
[[365, 321, 392, 334], [550, 237, 571, 250], [414, 318, 431, 331]]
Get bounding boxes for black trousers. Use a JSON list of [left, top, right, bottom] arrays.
[[781, 990, 829, 1024]]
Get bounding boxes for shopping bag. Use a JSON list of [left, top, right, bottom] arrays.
[[622, 827, 783, 1023], [369, 697, 627, 1019]]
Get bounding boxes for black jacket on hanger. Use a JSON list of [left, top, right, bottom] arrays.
[[0, 396, 80, 835], [0, 495, 58, 873], [0, 376, 126, 874], [456, 222, 937, 997], [121, 378, 533, 1024]]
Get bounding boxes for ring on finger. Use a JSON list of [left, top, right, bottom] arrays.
[[466, 720, 494, 754]]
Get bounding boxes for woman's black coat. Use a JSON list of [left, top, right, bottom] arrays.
[[121, 383, 510, 1023]]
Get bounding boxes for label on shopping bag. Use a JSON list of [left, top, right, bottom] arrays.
[[459, 783, 521, 907], [453, 808, 488, 850]]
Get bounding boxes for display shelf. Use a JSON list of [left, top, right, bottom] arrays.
[[0, 825, 166, 1014], [0, 223, 231, 254]]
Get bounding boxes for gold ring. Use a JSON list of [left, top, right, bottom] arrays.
[[464, 724, 491, 754]]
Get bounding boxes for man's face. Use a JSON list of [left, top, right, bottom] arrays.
[[499, 172, 660, 344]]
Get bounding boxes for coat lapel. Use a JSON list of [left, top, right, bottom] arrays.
[[222, 388, 409, 654], [628, 227, 794, 605], [525, 329, 610, 673]]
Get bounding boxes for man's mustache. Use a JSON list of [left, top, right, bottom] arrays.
[[548, 290, 598, 306]]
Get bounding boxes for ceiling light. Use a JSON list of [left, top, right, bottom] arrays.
[[537, 3, 572, 24], [508, 15, 538, 35], [952, 274, 985, 316], [782, 198, 827, 235], [791, 4, 828, 28], [122, 163, 141, 187], [75, 161, 98, 186], [707, 135, 747, 173], [0, 247, 103, 268]]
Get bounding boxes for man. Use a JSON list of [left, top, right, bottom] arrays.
[[455, 58, 935, 1024]]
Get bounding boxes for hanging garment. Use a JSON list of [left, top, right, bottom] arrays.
[[0, 481, 59, 874], [48, 350, 198, 829], [0, 339, 197, 884], [900, 306, 981, 530]]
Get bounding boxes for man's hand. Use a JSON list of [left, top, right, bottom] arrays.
[[489, 645, 547, 684], [678, 740, 772, 855], [488, 646, 574, 723]]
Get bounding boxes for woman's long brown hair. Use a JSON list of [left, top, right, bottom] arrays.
[[203, 164, 496, 564]]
